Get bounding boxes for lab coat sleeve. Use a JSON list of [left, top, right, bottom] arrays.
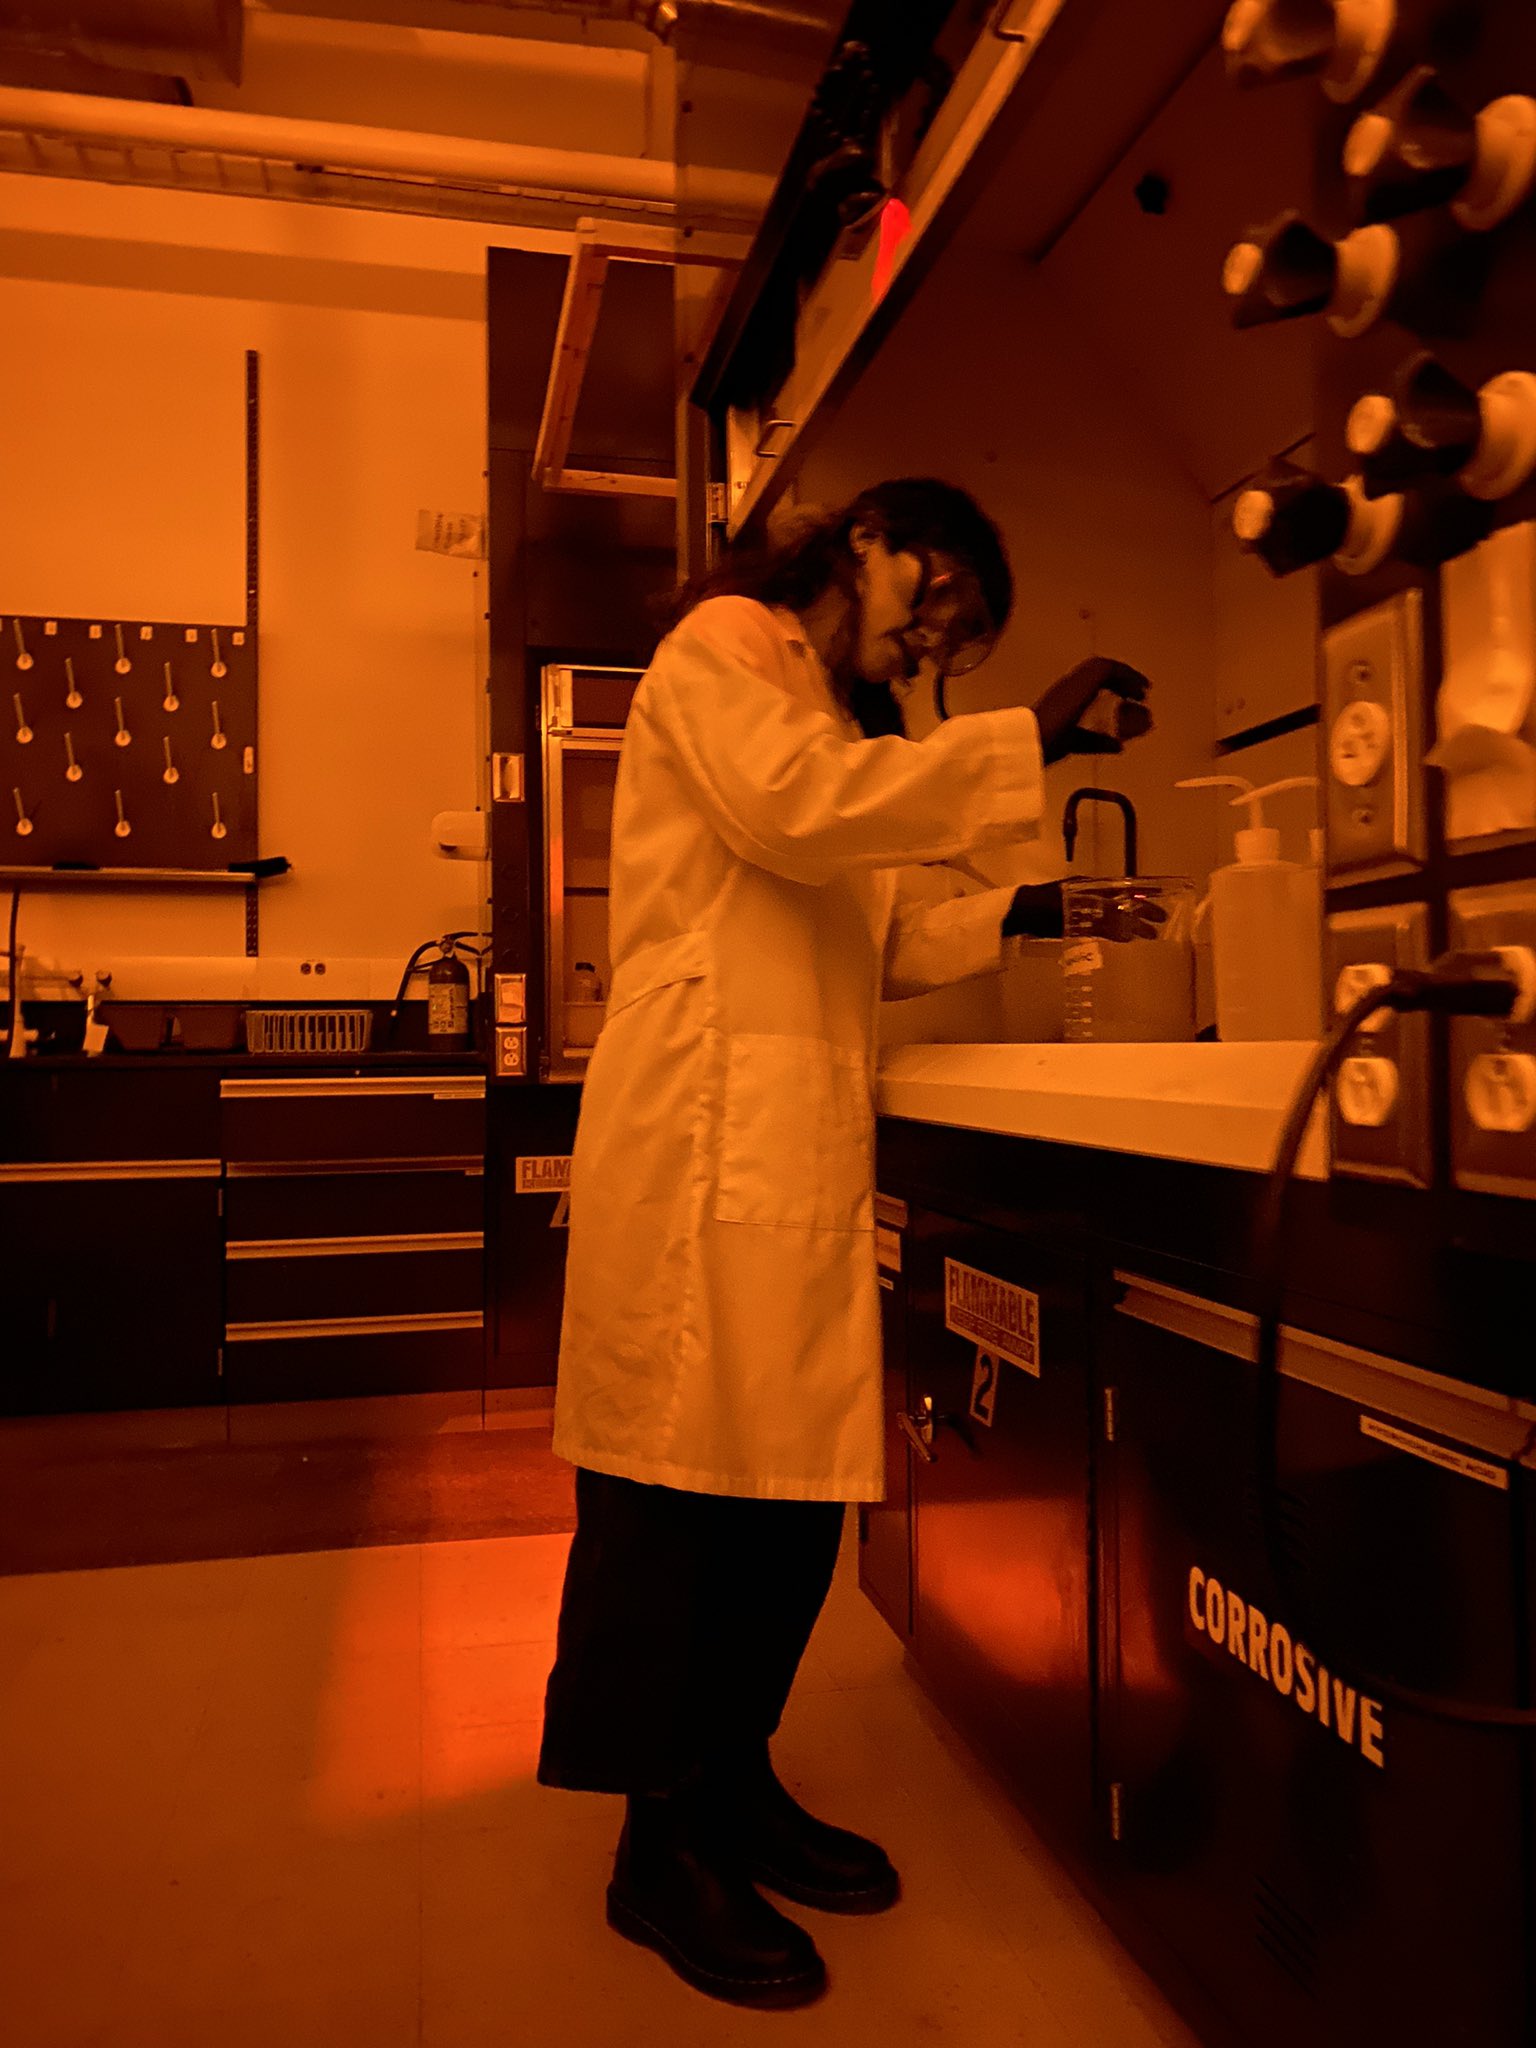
[[882, 866, 1018, 1000], [639, 597, 1045, 886]]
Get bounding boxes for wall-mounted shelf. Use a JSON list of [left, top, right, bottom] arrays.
[[0, 866, 274, 889]]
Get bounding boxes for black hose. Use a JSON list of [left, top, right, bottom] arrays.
[[1254, 976, 1536, 1729]]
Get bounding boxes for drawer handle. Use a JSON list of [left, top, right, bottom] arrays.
[[0, 1159, 220, 1183], [226, 1231, 483, 1260], [219, 1077, 485, 1101], [225, 1309, 483, 1343]]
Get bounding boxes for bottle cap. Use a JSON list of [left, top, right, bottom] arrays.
[[1235, 824, 1282, 861]]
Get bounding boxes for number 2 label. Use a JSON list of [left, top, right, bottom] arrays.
[[970, 1350, 999, 1427]]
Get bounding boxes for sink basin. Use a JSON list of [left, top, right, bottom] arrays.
[[877, 1040, 1328, 1178]]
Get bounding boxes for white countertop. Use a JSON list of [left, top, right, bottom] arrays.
[[877, 1042, 1328, 1180]]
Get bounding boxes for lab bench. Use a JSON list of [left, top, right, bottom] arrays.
[[867, 1062, 1536, 2048], [0, 1055, 577, 1416]]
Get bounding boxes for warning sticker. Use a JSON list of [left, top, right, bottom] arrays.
[[1360, 1415, 1508, 1491], [876, 1226, 902, 1273], [516, 1156, 570, 1195], [944, 1259, 1040, 1376]]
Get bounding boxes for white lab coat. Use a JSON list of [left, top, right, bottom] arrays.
[[552, 596, 1045, 1502]]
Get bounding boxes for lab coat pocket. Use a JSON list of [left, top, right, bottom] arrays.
[[604, 930, 710, 1021], [714, 1034, 874, 1231]]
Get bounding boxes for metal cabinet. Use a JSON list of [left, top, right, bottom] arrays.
[[220, 1074, 486, 1403], [1099, 1273, 1532, 2048], [486, 1081, 581, 1391], [0, 1166, 222, 1415], [902, 1204, 1095, 1858]]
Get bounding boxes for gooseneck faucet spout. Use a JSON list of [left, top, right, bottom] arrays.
[[1063, 788, 1138, 877]]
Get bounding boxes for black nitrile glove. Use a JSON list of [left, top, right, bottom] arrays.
[[1001, 883, 1066, 939], [1002, 882, 1168, 943], [1032, 657, 1152, 766]]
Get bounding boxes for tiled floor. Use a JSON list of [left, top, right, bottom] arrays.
[[1, 1516, 1202, 2047]]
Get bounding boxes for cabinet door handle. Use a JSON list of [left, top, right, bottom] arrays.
[[899, 1392, 970, 1464], [898, 1407, 937, 1463]]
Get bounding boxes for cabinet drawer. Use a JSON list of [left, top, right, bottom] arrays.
[[0, 1178, 222, 1415], [224, 1318, 484, 1403], [225, 1246, 483, 1326], [224, 1169, 484, 1242], [0, 1069, 220, 1166], [221, 1076, 485, 1170]]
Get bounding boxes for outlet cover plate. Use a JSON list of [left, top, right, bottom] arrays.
[[1324, 904, 1431, 1186], [1448, 882, 1536, 1198], [1322, 590, 1426, 882]]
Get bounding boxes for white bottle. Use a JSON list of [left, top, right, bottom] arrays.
[[569, 961, 601, 1004], [1177, 775, 1323, 1042]]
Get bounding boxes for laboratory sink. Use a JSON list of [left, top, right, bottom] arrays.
[[877, 1040, 1326, 1178]]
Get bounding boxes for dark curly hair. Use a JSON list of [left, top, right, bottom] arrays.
[[657, 478, 1013, 736], [659, 477, 1012, 634]]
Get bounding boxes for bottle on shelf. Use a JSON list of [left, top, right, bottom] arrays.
[[569, 961, 602, 1005]]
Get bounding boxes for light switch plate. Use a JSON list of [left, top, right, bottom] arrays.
[[493, 974, 526, 1026], [1448, 883, 1536, 1198], [1324, 905, 1432, 1186], [1322, 590, 1426, 881]]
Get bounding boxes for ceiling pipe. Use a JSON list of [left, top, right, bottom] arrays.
[[429, 1, 834, 50], [0, 83, 775, 218]]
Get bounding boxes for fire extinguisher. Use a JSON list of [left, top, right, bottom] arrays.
[[427, 937, 471, 1049]]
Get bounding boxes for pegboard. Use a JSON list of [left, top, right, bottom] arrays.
[[1, 613, 257, 872], [0, 350, 261, 882]]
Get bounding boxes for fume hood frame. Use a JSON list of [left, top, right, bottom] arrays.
[[532, 218, 742, 503]]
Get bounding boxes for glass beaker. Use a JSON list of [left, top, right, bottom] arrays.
[[1061, 877, 1197, 1043]]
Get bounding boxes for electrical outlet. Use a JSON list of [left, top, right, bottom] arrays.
[[1448, 884, 1536, 1198], [1322, 590, 1426, 881], [1324, 906, 1432, 1186], [494, 1026, 527, 1078]]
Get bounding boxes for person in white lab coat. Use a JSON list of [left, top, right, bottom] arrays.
[[538, 479, 1152, 2010]]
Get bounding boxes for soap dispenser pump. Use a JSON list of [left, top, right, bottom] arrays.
[[1177, 773, 1323, 1041]]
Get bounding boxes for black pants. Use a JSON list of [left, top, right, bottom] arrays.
[[538, 1468, 845, 1796]]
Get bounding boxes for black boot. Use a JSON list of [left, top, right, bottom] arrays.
[[606, 1785, 828, 2009], [714, 1745, 901, 1916]]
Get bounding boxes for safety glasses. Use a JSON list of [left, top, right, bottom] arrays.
[[901, 553, 1000, 678]]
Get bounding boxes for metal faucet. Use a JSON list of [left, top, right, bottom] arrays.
[[1063, 788, 1138, 877]]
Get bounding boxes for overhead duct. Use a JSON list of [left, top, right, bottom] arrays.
[[0, 83, 773, 228], [403, 2, 833, 52], [0, 0, 243, 82]]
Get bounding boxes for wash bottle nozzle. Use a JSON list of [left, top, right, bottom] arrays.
[[1176, 773, 1319, 862]]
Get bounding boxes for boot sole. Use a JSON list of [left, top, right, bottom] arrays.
[[605, 1888, 828, 2009], [750, 1863, 902, 1917]]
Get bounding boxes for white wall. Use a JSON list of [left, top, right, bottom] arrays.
[[0, 174, 566, 980], [798, 249, 1223, 893]]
